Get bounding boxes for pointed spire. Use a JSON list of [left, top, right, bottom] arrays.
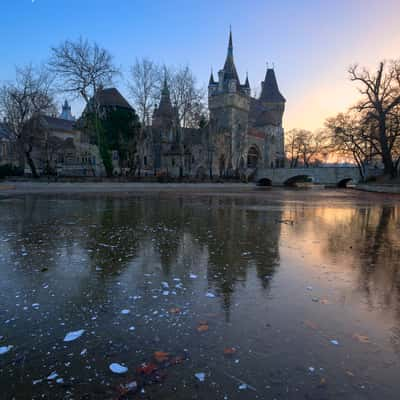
[[260, 68, 286, 103], [228, 25, 233, 57], [153, 71, 174, 127], [223, 27, 239, 82], [209, 68, 215, 85], [161, 73, 170, 96], [244, 72, 250, 88]]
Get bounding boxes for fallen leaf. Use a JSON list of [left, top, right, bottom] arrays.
[[116, 381, 138, 396], [136, 362, 158, 376], [352, 333, 369, 343], [197, 321, 209, 333], [304, 320, 318, 330], [223, 347, 237, 355], [154, 351, 169, 363], [346, 370, 355, 377]]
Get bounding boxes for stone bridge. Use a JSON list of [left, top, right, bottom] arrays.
[[255, 167, 371, 187]]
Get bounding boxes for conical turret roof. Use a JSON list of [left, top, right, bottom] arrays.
[[209, 70, 215, 85], [260, 68, 285, 103]]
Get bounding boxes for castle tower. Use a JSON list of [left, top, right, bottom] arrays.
[[254, 67, 286, 168], [208, 29, 250, 175], [259, 68, 286, 126]]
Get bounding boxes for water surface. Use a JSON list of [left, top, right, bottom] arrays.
[[0, 189, 399, 399]]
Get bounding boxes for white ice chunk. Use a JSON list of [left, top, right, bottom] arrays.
[[0, 345, 13, 355], [63, 329, 85, 342], [47, 371, 58, 380], [109, 363, 128, 374], [195, 372, 205, 382]]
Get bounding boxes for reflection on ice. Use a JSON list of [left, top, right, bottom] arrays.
[[0, 192, 399, 399]]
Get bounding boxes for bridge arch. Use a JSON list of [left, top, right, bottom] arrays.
[[257, 178, 272, 186], [284, 175, 313, 186], [337, 178, 354, 188]]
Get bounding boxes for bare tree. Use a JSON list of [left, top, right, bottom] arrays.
[[49, 37, 118, 108], [165, 65, 206, 128], [49, 38, 119, 176], [285, 129, 330, 168], [128, 60, 206, 129], [349, 61, 400, 176], [128, 58, 160, 126], [325, 111, 376, 180], [285, 129, 302, 168], [0, 65, 56, 177]]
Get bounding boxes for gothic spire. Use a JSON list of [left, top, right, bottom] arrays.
[[228, 26, 233, 57], [209, 69, 215, 85], [223, 27, 239, 82], [244, 72, 250, 88]]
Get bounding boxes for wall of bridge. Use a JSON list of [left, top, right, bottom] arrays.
[[255, 167, 362, 185]]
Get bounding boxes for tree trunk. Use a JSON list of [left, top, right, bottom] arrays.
[[25, 149, 39, 178], [378, 117, 395, 176]]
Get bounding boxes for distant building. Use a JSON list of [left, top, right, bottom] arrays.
[[17, 32, 287, 179], [0, 121, 18, 167], [25, 105, 98, 177], [138, 30, 286, 179]]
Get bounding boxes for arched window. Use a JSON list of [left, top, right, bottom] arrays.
[[247, 146, 260, 168]]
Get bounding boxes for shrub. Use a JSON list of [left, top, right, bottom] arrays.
[[0, 164, 23, 179]]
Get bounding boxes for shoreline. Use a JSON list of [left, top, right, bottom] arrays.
[[355, 184, 400, 194], [0, 181, 255, 196], [0, 181, 399, 199]]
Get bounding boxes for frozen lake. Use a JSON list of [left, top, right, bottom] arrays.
[[0, 189, 399, 399]]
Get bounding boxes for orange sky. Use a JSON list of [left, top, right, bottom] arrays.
[[283, 6, 400, 131]]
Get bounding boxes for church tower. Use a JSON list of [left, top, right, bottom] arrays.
[[208, 29, 250, 175]]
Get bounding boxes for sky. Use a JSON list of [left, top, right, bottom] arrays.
[[0, 0, 399, 131]]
